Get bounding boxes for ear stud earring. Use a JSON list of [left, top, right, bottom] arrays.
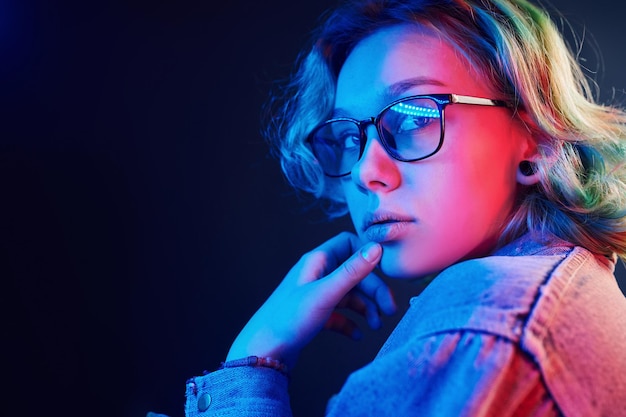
[[519, 160, 536, 176]]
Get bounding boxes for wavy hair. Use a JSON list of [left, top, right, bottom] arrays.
[[264, 0, 626, 259]]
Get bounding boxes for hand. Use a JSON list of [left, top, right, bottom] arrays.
[[226, 232, 396, 368]]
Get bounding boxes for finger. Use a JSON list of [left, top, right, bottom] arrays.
[[364, 293, 383, 329], [311, 232, 364, 275], [336, 292, 367, 315], [292, 232, 363, 285], [317, 242, 382, 307], [324, 312, 362, 340], [338, 290, 382, 330], [317, 232, 362, 266], [357, 272, 397, 316]]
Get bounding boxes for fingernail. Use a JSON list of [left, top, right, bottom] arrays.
[[361, 243, 381, 262]]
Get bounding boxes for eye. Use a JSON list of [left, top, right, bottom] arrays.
[[340, 132, 360, 149], [385, 99, 440, 136], [396, 115, 433, 133], [328, 121, 360, 150]]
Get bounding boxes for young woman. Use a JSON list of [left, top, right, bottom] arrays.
[[185, 0, 626, 415]]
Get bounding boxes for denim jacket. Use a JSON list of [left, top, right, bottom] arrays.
[[185, 234, 626, 416]]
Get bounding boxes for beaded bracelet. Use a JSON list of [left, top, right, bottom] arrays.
[[218, 356, 289, 376]]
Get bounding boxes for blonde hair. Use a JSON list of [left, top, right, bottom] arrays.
[[264, 0, 626, 259]]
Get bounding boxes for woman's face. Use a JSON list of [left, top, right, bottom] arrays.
[[336, 25, 536, 279]]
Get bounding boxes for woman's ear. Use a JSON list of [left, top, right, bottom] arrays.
[[514, 108, 541, 186]]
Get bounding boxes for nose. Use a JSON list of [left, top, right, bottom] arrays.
[[350, 124, 401, 192]]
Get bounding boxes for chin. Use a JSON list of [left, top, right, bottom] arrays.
[[377, 239, 477, 281], [378, 254, 443, 281]]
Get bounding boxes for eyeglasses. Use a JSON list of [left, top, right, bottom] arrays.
[[308, 93, 508, 177]]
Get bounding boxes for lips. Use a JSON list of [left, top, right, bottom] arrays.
[[362, 212, 415, 243]]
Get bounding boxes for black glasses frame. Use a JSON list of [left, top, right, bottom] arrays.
[[308, 93, 508, 177]]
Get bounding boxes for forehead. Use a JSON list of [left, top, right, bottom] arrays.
[[335, 25, 493, 112]]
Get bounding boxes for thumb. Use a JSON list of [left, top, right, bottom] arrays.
[[318, 242, 382, 302]]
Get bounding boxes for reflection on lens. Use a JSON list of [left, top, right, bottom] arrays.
[[389, 101, 440, 118]]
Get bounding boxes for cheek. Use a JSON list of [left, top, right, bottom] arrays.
[[416, 146, 519, 253], [421, 169, 481, 235], [441, 121, 521, 202]]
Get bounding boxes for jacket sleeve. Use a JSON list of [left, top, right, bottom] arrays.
[[185, 366, 292, 417]]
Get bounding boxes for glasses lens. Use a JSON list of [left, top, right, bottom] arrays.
[[310, 120, 361, 176], [380, 97, 442, 160]]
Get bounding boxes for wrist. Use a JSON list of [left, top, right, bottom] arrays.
[[227, 327, 297, 366]]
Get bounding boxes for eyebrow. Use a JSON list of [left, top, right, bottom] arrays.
[[332, 77, 447, 117], [384, 77, 446, 100]]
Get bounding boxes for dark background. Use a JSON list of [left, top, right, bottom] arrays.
[[2, 1, 625, 416]]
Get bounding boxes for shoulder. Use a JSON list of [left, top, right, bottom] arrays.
[[402, 251, 570, 342], [378, 247, 573, 360], [392, 238, 621, 345]]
